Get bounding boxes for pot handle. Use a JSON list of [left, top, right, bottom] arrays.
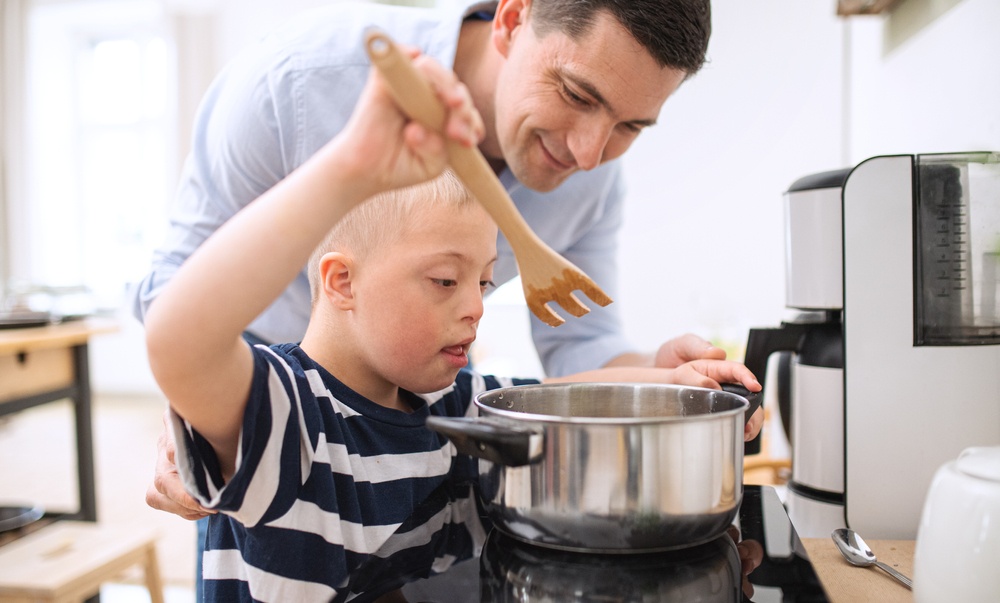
[[425, 416, 544, 467], [721, 383, 763, 426]]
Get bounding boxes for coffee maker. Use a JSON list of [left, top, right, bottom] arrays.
[[745, 152, 1000, 539]]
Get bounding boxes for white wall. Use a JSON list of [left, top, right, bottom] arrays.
[[616, 1, 846, 355], [90, 0, 1000, 392], [848, 0, 1000, 158]]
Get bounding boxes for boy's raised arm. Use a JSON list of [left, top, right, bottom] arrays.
[[144, 52, 483, 476]]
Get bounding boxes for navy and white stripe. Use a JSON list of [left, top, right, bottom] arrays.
[[172, 342, 536, 602]]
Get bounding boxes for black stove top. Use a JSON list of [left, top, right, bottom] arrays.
[[344, 485, 827, 602]]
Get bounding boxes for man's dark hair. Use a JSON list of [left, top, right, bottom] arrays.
[[529, 0, 712, 75]]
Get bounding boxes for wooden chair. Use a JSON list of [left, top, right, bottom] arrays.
[[0, 521, 163, 603]]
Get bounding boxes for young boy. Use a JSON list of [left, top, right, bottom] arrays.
[[145, 56, 760, 601]]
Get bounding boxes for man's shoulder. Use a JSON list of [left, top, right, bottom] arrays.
[[249, 2, 465, 73]]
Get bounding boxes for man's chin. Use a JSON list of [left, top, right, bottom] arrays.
[[511, 166, 573, 193]]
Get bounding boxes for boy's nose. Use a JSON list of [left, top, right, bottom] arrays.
[[461, 286, 485, 323]]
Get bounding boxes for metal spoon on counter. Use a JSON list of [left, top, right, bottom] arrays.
[[831, 528, 912, 589]]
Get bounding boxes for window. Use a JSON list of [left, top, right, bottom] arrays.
[[11, 0, 175, 312]]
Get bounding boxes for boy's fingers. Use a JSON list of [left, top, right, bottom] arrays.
[[410, 53, 483, 147], [685, 359, 760, 391]]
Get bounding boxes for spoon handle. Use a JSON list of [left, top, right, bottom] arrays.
[[874, 561, 913, 589]]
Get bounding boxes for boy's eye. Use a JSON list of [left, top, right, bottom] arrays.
[[481, 280, 496, 291], [432, 278, 457, 287]]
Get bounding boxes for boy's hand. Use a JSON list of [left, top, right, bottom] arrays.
[[335, 48, 484, 198]]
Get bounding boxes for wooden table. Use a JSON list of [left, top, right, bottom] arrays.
[[802, 537, 914, 602], [0, 318, 118, 522]]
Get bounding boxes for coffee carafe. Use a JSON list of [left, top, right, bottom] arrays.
[[745, 152, 1000, 539]]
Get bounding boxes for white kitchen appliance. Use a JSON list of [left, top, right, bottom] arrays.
[[744, 152, 1000, 539], [913, 446, 1000, 602]]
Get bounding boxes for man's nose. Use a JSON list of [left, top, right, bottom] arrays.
[[567, 117, 614, 171]]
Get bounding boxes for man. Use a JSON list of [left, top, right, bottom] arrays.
[[133, 0, 761, 594]]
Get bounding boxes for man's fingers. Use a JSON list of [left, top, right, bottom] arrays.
[[676, 333, 727, 361], [150, 466, 212, 515], [150, 407, 214, 519], [744, 407, 765, 442], [656, 333, 727, 368], [145, 483, 211, 520]]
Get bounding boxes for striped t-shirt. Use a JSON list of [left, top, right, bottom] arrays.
[[172, 342, 537, 602]]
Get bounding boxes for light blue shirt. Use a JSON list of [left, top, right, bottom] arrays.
[[131, 1, 634, 377]]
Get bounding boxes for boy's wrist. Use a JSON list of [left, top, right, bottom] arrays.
[[309, 136, 383, 203]]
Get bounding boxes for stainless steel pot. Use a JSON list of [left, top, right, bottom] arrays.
[[426, 383, 755, 553]]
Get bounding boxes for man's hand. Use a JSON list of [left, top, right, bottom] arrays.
[[145, 410, 214, 521], [654, 333, 727, 368], [604, 333, 726, 370]]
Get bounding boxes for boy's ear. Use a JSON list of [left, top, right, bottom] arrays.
[[318, 252, 356, 310], [493, 0, 529, 57]]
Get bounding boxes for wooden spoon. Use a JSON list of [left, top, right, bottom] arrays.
[[363, 29, 612, 327]]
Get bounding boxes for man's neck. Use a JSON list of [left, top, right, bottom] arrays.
[[454, 17, 506, 176]]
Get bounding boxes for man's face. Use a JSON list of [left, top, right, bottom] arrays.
[[490, 8, 688, 192]]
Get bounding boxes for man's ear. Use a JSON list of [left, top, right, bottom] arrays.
[[318, 252, 355, 310], [492, 0, 529, 57]]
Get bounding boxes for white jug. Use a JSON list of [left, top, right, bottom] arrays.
[[913, 446, 1000, 602]]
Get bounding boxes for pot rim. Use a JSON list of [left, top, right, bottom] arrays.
[[474, 382, 749, 426]]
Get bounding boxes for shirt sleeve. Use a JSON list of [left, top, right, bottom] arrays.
[[528, 166, 636, 377], [129, 39, 313, 343], [170, 346, 309, 528]]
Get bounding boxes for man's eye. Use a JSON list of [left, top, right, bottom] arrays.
[[563, 85, 589, 106], [432, 278, 457, 287]]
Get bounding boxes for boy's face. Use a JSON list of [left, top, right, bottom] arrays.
[[349, 202, 498, 394], [488, 7, 687, 193]]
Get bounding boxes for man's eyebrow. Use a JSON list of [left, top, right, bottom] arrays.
[[567, 73, 658, 128]]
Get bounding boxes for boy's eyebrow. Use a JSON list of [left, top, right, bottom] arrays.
[[433, 250, 498, 264], [565, 72, 658, 128]]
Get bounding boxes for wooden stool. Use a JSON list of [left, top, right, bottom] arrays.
[[0, 521, 164, 603]]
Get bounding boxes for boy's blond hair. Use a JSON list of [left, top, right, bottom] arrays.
[[308, 170, 476, 303]]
